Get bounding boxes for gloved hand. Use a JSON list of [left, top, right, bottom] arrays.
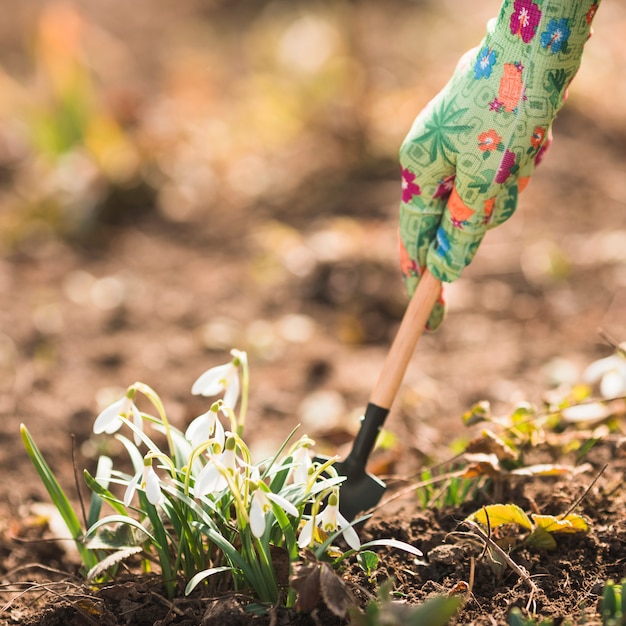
[[399, 0, 600, 330]]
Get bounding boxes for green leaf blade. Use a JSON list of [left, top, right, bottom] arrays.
[[20, 424, 98, 568]]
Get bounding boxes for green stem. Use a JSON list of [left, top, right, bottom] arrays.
[[241, 532, 274, 603], [183, 440, 216, 497], [236, 351, 249, 438], [253, 535, 279, 601], [141, 492, 176, 598], [134, 382, 177, 461]]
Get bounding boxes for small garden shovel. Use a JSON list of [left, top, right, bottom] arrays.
[[324, 269, 442, 522]]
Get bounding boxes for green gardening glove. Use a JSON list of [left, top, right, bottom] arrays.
[[398, 0, 600, 330]]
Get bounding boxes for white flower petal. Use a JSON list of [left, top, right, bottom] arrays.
[[131, 402, 143, 446], [93, 398, 126, 434], [250, 492, 267, 538], [600, 370, 626, 399], [222, 448, 237, 476], [195, 461, 227, 496], [583, 356, 617, 384], [341, 525, 361, 551], [615, 358, 626, 382], [560, 402, 608, 423], [267, 492, 299, 518], [336, 510, 360, 550], [185, 412, 213, 448], [145, 467, 162, 505], [223, 374, 240, 409], [214, 417, 226, 449], [123, 470, 142, 506], [298, 518, 314, 548], [291, 448, 312, 484], [319, 504, 338, 532], [191, 364, 231, 396]]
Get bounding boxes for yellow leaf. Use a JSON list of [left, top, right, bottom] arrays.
[[531, 515, 571, 533], [462, 401, 491, 426], [560, 514, 589, 532], [531, 514, 588, 534], [376, 428, 398, 451], [468, 504, 533, 530]]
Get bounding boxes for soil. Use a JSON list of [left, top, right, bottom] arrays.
[[1, 1, 626, 625]]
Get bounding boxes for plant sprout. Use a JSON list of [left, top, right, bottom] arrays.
[[600, 579, 626, 626]]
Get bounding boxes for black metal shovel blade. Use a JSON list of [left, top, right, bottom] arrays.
[[314, 402, 389, 522], [332, 459, 386, 522]]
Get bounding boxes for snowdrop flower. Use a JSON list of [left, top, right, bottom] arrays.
[[185, 403, 226, 449], [194, 435, 239, 496], [290, 442, 313, 485], [192, 351, 243, 409], [249, 483, 299, 538], [143, 465, 163, 505], [298, 491, 360, 551], [93, 388, 143, 445], [583, 344, 626, 399], [124, 457, 163, 506]]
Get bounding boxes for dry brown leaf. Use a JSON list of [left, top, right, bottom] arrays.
[[509, 464, 574, 477], [291, 562, 321, 613], [464, 429, 518, 462], [319, 562, 353, 618], [460, 454, 502, 478]]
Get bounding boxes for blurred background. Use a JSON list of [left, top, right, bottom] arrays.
[[1, 0, 625, 501]]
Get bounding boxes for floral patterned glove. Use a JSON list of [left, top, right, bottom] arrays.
[[399, 0, 600, 330]]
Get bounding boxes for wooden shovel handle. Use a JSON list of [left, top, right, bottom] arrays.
[[369, 269, 442, 409]]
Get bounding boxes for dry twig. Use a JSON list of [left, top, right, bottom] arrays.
[[463, 519, 539, 596]]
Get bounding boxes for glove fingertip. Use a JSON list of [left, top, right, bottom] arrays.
[[403, 273, 419, 299], [404, 274, 447, 331], [426, 300, 446, 331]]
